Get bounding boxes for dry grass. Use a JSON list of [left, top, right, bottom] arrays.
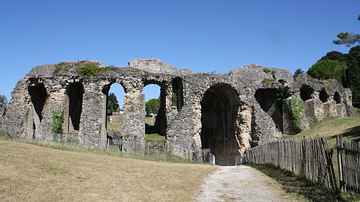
[[0, 141, 217, 202], [107, 114, 123, 134], [145, 117, 154, 126]]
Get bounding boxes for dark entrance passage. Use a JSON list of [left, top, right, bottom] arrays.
[[28, 83, 48, 122], [66, 83, 84, 131], [201, 84, 241, 165]]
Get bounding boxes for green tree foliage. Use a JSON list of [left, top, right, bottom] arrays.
[[307, 59, 347, 85], [108, 93, 119, 110], [171, 93, 178, 106], [333, 14, 360, 47], [344, 46, 360, 101], [145, 98, 160, 117], [293, 68, 304, 80], [0, 94, 7, 105], [107, 100, 115, 114], [52, 110, 64, 134], [320, 51, 344, 61], [316, 46, 360, 101]]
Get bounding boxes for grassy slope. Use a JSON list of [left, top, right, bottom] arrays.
[[0, 141, 217, 202], [282, 107, 360, 149]]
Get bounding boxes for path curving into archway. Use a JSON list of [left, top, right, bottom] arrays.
[[195, 165, 300, 202]]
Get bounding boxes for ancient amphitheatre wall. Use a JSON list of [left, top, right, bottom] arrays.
[[3, 59, 355, 160]]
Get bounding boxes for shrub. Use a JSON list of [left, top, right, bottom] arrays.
[[52, 110, 64, 134], [263, 67, 272, 74], [76, 63, 100, 78], [307, 59, 347, 86]]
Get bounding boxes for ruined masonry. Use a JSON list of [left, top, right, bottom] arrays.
[[3, 59, 355, 163]]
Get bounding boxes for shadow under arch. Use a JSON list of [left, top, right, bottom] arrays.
[[200, 84, 242, 165], [65, 82, 84, 132]]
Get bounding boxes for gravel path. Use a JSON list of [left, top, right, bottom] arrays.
[[195, 165, 299, 202]]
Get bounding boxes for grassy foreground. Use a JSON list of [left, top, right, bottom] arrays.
[[0, 141, 217, 202]]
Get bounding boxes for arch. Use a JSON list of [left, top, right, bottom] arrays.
[[319, 88, 329, 103], [66, 82, 84, 131], [255, 89, 283, 132], [28, 82, 48, 122], [102, 82, 126, 137], [172, 77, 184, 111], [334, 92, 341, 104], [200, 84, 241, 165], [300, 85, 314, 102], [143, 83, 167, 136]]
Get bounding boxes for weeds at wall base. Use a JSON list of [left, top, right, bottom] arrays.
[[0, 130, 208, 164]]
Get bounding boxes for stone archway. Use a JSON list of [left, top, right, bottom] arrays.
[[200, 84, 243, 165], [27, 81, 48, 138], [65, 82, 84, 132]]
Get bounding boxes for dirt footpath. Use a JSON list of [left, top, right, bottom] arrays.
[[195, 165, 300, 202]]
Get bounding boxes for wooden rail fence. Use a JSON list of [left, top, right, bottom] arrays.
[[244, 136, 337, 190], [337, 135, 360, 195]]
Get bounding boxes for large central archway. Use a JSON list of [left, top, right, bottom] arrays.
[[200, 84, 242, 165]]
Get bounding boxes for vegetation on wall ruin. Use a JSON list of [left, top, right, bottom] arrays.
[[287, 95, 304, 133]]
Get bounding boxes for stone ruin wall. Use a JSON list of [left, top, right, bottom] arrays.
[[3, 58, 356, 160]]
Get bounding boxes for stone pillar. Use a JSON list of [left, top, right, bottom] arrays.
[[79, 83, 104, 149], [100, 91, 107, 150], [165, 83, 173, 122], [122, 91, 145, 154], [236, 104, 252, 154]]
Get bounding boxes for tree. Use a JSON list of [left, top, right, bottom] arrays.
[[0, 94, 7, 105], [293, 68, 304, 80], [107, 100, 115, 114], [307, 59, 347, 86], [145, 98, 160, 117], [333, 14, 360, 47], [344, 46, 360, 101], [319, 51, 344, 62], [108, 93, 119, 110]]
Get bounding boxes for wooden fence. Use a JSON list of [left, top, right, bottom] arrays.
[[244, 136, 337, 190], [337, 135, 360, 195]]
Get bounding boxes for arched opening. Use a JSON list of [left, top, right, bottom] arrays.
[[172, 77, 184, 111], [300, 85, 314, 102], [201, 84, 241, 165], [255, 89, 283, 132], [28, 82, 48, 122], [334, 92, 341, 104], [143, 83, 167, 137], [66, 83, 84, 131], [103, 83, 125, 146], [319, 88, 329, 103]]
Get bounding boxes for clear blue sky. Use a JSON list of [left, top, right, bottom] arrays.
[[1, 0, 359, 107]]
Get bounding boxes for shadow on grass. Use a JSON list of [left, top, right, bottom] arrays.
[[247, 163, 357, 202], [328, 126, 360, 143]]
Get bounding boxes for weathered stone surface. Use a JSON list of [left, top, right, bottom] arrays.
[[230, 64, 294, 85], [3, 59, 355, 160], [129, 58, 193, 76], [0, 104, 5, 125]]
